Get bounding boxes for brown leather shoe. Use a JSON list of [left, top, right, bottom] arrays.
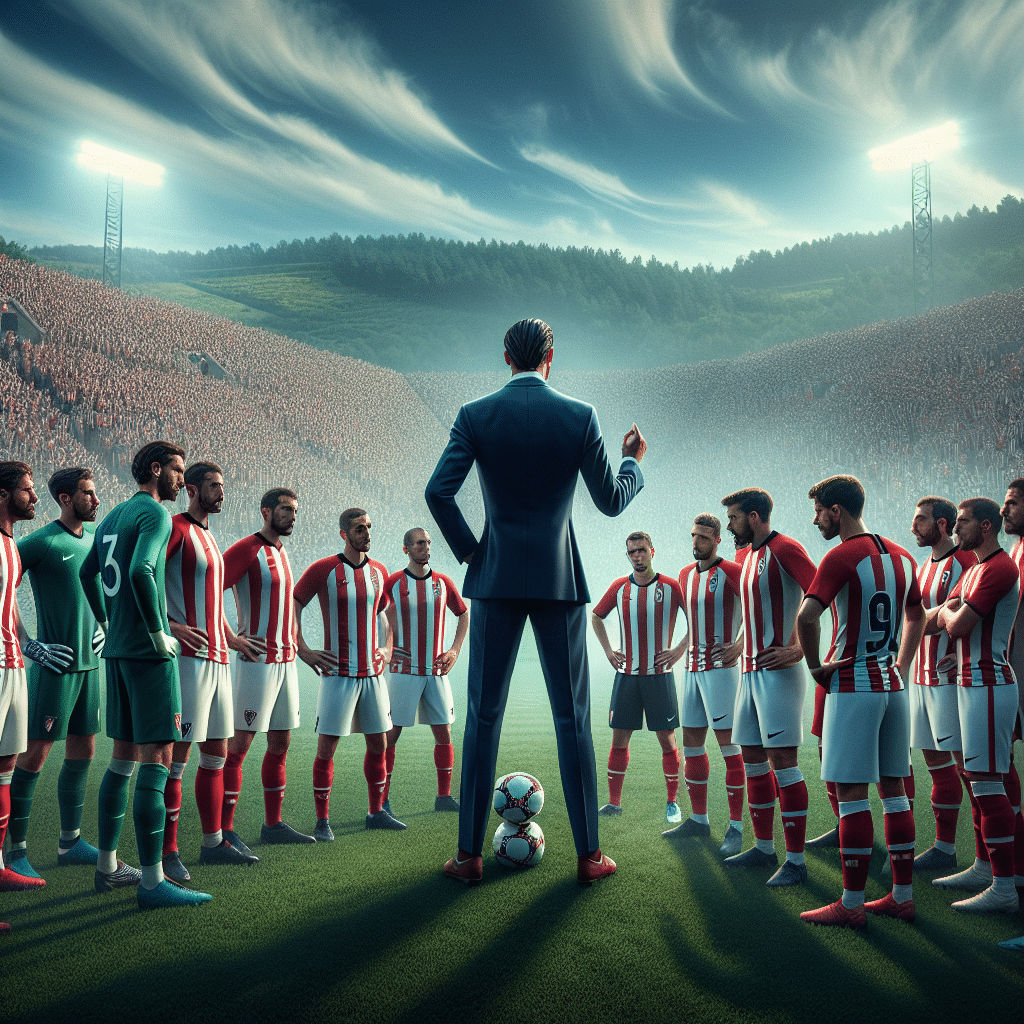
[[443, 850, 483, 886], [578, 849, 616, 886]]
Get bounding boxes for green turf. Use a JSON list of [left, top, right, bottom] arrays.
[[2, 649, 1022, 1023]]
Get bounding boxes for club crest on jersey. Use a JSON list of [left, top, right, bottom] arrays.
[[44, 716, 56, 733], [181, 722, 192, 739], [709, 574, 719, 593], [655, 584, 664, 603], [757, 557, 766, 574], [244, 709, 258, 727], [432, 580, 442, 598], [174, 713, 182, 734], [371, 567, 381, 590], [941, 569, 951, 587]]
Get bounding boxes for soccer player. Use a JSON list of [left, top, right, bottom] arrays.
[[930, 498, 1020, 914], [79, 441, 212, 909], [662, 514, 746, 855], [591, 531, 686, 823], [161, 462, 263, 880], [908, 496, 974, 871], [294, 507, 403, 835], [382, 527, 468, 814], [721, 487, 816, 887], [796, 475, 924, 928], [7, 468, 103, 881], [221, 488, 313, 846]]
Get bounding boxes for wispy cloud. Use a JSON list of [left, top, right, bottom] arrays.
[[519, 146, 656, 206]]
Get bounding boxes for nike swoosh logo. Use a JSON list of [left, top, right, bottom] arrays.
[[713, 714, 727, 722], [936, 735, 952, 744], [62, 554, 75, 561], [767, 730, 785, 738], [964, 755, 979, 762]]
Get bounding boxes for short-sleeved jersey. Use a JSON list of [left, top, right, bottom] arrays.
[[805, 534, 921, 693], [678, 558, 743, 672], [80, 492, 173, 661], [1009, 538, 1024, 583], [166, 513, 228, 663], [914, 545, 975, 686], [18, 521, 99, 672], [223, 534, 295, 664], [385, 568, 467, 676], [294, 555, 390, 677], [593, 573, 684, 675], [738, 532, 816, 673], [0, 530, 24, 669], [948, 548, 1019, 687]]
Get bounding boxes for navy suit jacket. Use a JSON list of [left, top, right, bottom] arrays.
[[425, 374, 643, 603]]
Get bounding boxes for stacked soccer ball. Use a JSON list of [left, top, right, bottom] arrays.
[[492, 772, 545, 869]]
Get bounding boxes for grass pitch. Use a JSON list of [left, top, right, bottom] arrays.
[[2, 649, 1022, 1024]]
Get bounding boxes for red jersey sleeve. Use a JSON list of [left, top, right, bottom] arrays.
[[718, 558, 743, 594], [593, 578, 626, 618], [166, 514, 186, 560], [370, 560, 391, 610], [293, 557, 335, 606], [773, 535, 817, 592], [439, 573, 468, 615], [223, 535, 260, 590], [963, 555, 1018, 618]]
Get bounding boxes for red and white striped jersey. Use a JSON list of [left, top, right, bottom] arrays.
[[166, 513, 228, 663], [385, 569, 467, 676], [949, 548, 1019, 687], [1009, 538, 1024, 584], [0, 531, 23, 669], [805, 534, 921, 693], [678, 559, 743, 672], [738, 532, 816, 673], [593, 573, 684, 675], [294, 555, 391, 677], [223, 534, 295, 664], [914, 546, 975, 686]]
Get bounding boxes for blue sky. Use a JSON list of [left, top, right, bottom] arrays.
[[1, 0, 1021, 269]]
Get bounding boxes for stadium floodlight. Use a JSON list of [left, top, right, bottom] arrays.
[[77, 141, 164, 288], [869, 121, 960, 314]]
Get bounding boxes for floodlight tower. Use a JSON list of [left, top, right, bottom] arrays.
[[869, 121, 960, 315], [77, 141, 165, 289]]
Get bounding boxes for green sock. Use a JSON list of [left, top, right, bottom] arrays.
[[58, 758, 92, 836], [98, 768, 132, 852], [9, 767, 40, 846], [133, 763, 169, 868]]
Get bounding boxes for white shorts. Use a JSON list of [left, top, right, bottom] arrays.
[[389, 671, 455, 728], [315, 674, 391, 737], [909, 682, 961, 751], [233, 659, 299, 733], [821, 689, 910, 784], [959, 683, 1019, 775], [682, 666, 740, 731], [732, 665, 807, 748], [0, 666, 28, 758], [178, 657, 233, 744]]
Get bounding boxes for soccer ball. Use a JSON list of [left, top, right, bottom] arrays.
[[493, 771, 544, 824], [493, 820, 545, 868]]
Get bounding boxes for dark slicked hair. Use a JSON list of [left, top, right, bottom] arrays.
[[48, 467, 93, 503], [693, 513, 721, 534], [260, 487, 297, 512], [504, 318, 553, 371], [918, 495, 957, 537], [184, 461, 222, 489], [808, 474, 865, 518], [721, 488, 772, 522], [131, 441, 186, 484], [626, 530, 653, 548], [0, 460, 32, 494], [339, 507, 368, 535], [403, 526, 427, 549], [1008, 478, 1024, 495], [959, 497, 1002, 534]]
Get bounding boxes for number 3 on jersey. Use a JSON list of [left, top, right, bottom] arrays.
[[101, 533, 121, 597]]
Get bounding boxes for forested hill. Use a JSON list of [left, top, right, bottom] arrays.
[[28, 195, 1023, 372]]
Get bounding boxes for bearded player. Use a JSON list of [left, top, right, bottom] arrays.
[[382, 527, 468, 815]]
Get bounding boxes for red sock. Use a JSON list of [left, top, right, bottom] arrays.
[[261, 751, 287, 827], [663, 747, 681, 803], [313, 756, 333, 820], [434, 743, 454, 798], [929, 762, 963, 846], [839, 808, 874, 894], [383, 746, 397, 801], [724, 754, 745, 822], [365, 750, 387, 814], [976, 791, 1015, 878], [778, 778, 808, 855], [965, 779, 990, 862], [1003, 763, 1024, 877], [0, 782, 10, 849], [884, 808, 915, 886], [195, 765, 224, 835], [608, 746, 629, 805], [162, 776, 181, 857], [684, 751, 709, 815], [746, 768, 776, 842], [222, 750, 245, 831], [826, 780, 840, 819]]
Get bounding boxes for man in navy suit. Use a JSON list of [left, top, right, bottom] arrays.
[[425, 319, 646, 885]]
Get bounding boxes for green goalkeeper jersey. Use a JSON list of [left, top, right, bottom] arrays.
[[80, 492, 173, 661], [18, 520, 100, 673]]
